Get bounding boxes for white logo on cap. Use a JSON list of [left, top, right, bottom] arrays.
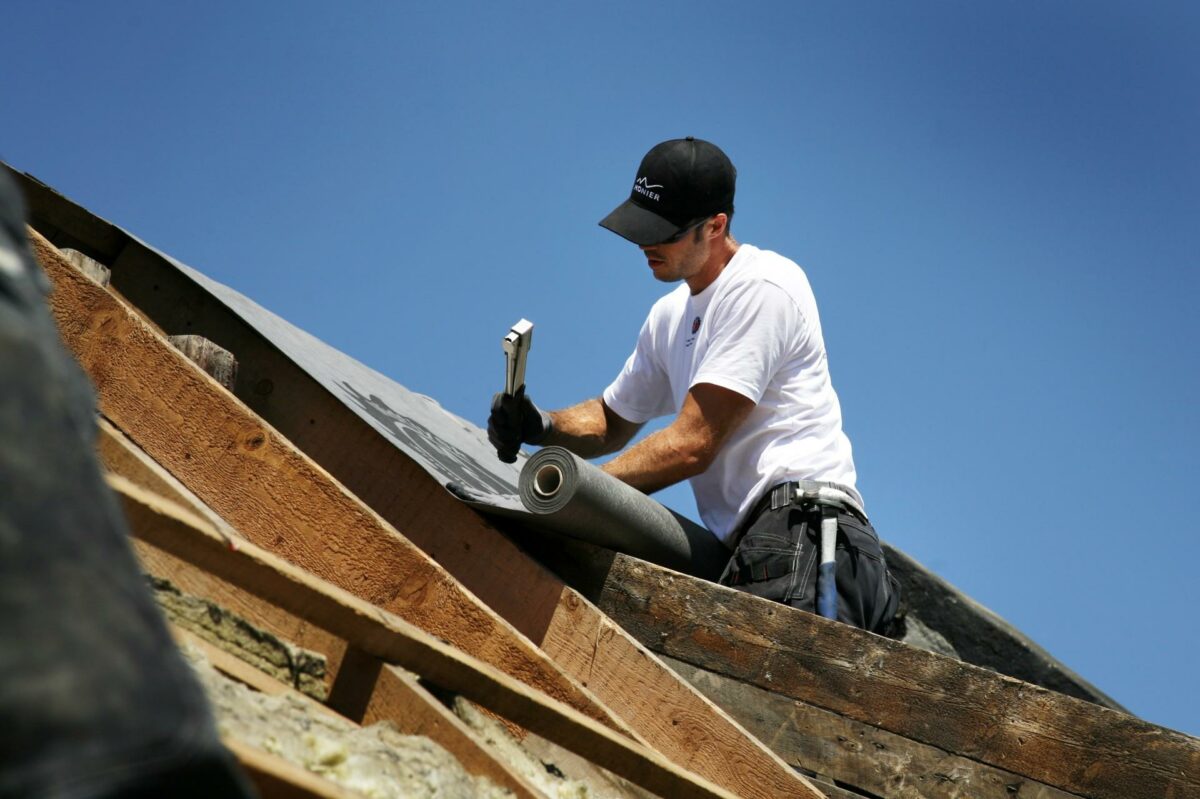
[[633, 176, 662, 201]]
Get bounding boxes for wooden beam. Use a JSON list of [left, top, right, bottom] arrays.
[[109, 474, 739, 799], [98, 415, 232, 530], [336, 651, 551, 799], [179, 628, 549, 799], [59, 247, 111, 287], [664, 655, 1082, 799], [174, 626, 343, 720], [584, 555, 1200, 799], [33, 229, 629, 738], [169, 334, 238, 391], [36, 228, 821, 799]]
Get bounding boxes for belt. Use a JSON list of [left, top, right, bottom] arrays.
[[744, 480, 869, 532]]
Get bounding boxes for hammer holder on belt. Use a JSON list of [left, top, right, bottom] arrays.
[[760, 480, 866, 622], [766, 480, 868, 524]]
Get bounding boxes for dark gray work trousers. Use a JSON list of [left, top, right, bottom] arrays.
[[0, 170, 256, 798], [719, 501, 900, 634]]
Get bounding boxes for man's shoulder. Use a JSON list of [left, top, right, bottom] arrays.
[[723, 244, 813, 301], [733, 243, 806, 279]]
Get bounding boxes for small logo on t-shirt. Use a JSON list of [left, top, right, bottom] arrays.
[[685, 316, 702, 348]]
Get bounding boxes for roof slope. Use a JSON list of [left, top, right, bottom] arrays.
[[11, 162, 1197, 799]]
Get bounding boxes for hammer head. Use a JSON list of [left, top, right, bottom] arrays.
[[502, 318, 534, 396]]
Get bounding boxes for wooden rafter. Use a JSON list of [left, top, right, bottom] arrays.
[[110, 473, 737, 799]]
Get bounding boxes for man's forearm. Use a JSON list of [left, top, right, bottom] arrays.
[[542, 397, 626, 459], [601, 383, 754, 495], [600, 421, 712, 494]]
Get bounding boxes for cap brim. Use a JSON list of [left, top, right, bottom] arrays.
[[598, 199, 680, 246]]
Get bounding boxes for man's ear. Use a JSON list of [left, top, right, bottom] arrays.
[[709, 213, 729, 239]]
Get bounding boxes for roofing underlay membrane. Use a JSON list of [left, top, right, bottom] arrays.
[[169, 255, 728, 578]]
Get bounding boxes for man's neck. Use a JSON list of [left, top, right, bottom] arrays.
[[686, 237, 741, 294]]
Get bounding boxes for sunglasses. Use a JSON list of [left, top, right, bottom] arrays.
[[655, 216, 711, 245]]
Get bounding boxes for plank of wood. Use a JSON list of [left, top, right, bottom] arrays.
[[32, 229, 630, 739], [135, 533, 350, 692], [110, 474, 739, 799], [663, 655, 1082, 799], [35, 228, 822, 799], [225, 738, 365, 799], [98, 415, 232, 531], [337, 651, 551, 799], [174, 626, 343, 719], [585, 555, 1200, 799], [58, 247, 111, 286], [169, 334, 238, 391]]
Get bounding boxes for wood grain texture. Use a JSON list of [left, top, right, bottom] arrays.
[[589, 556, 1200, 799], [111, 474, 738, 799], [664, 655, 1082, 799], [33, 229, 628, 738], [98, 416, 233, 531], [169, 334, 238, 391], [541, 589, 817, 799]]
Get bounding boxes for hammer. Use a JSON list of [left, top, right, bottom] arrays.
[[497, 318, 534, 463]]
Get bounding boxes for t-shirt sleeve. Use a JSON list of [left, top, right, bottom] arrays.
[[691, 280, 803, 403], [602, 315, 675, 424]]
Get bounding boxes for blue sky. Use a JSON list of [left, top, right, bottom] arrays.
[[5, 2, 1197, 737]]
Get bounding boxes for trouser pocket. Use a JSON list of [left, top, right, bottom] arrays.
[[719, 506, 819, 607], [721, 505, 900, 633]]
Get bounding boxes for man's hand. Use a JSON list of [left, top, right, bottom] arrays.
[[488, 388, 553, 463]]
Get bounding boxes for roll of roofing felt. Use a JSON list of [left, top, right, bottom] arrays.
[[518, 447, 731, 579]]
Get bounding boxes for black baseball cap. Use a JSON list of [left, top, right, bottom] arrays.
[[599, 137, 736, 246]]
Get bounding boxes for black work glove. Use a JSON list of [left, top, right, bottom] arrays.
[[488, 388, 552, 463]]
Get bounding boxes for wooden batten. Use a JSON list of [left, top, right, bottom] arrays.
[[33, 227, 822, 799], [109, 474, 737, 799], [169, 334, 238, 391], [581, 554, 1200, 799], [32, 229, 632, 739], [332, 651, 551, 799], [58, 247, 111, 286]]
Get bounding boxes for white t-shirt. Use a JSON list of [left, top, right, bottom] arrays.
[[603, 243, 858, 544]]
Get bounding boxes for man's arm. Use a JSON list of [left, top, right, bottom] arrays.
[[601, 383, 754, 494], [542, 397, 643, 459]]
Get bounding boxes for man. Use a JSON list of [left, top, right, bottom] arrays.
[[489, 137, 898, 633], [0, 168, 255, 797]]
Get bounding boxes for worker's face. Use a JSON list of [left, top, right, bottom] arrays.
[[639, 220, 712, 284]]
